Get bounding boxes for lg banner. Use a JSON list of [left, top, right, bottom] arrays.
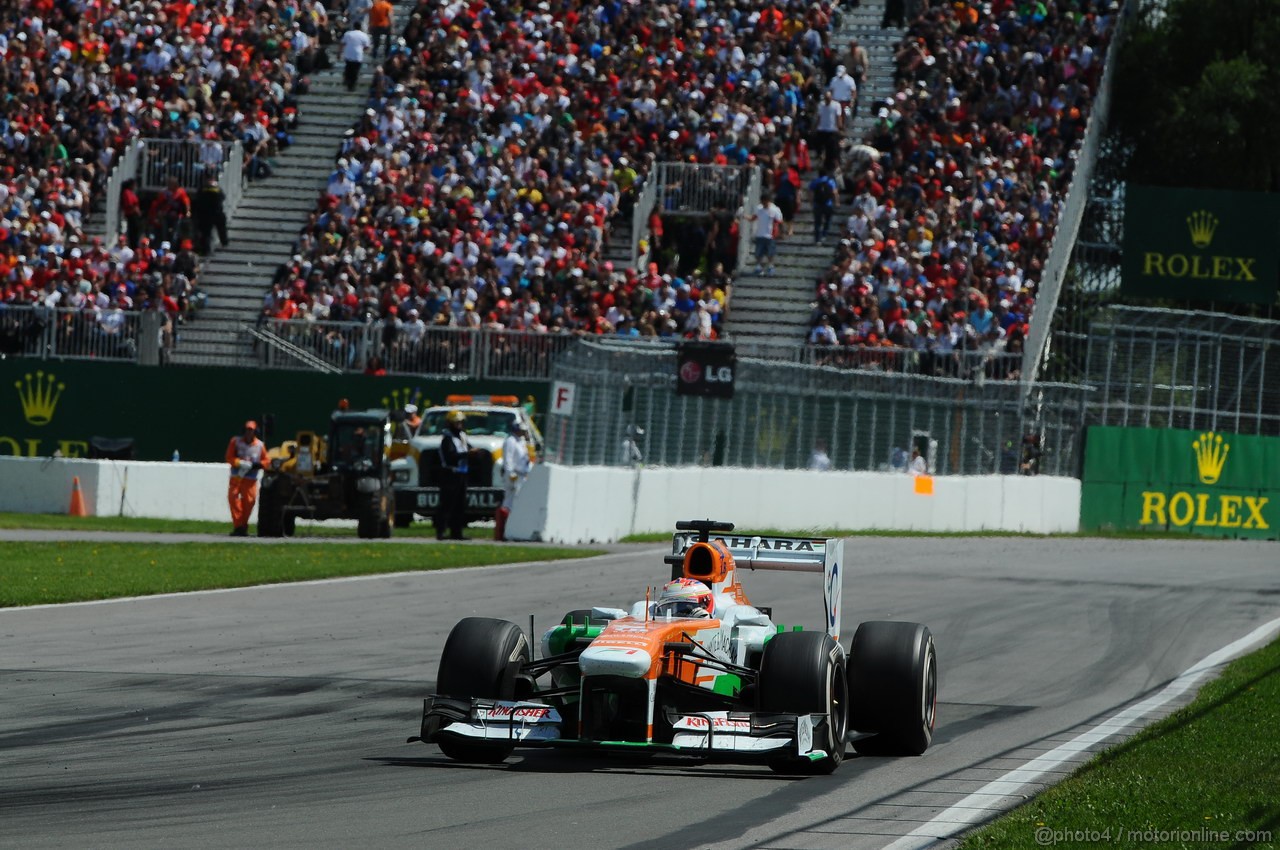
[[676, 342, 736, 399]]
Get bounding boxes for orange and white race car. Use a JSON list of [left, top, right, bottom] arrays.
[[409, 520, 937, 773]]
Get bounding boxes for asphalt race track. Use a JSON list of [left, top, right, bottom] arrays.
[[2, 535, 1278, 849]]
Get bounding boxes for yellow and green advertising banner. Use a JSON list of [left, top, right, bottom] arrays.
[[1122, 185, 1280, 305], [1080, 425, 1280, 539], [0, 360, 547, 463]]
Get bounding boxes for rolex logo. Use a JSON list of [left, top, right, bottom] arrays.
[[1186, 210, 1218, 249], [1192, 431, 1229, 485], [15, 370, 66, 426]]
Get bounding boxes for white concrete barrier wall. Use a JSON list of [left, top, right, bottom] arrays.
[[508, 464, 1081, 544], [0, 457, 1080, 541], [0, 457, 250, 523]]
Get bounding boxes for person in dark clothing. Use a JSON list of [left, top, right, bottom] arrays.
[[121, 179, 144, 248], [150, 176, 191, 247], [883, 0, 906, 27], [192, 177, 229, 256], [435, 411, 471, 540], [809, 170, 839, 243]]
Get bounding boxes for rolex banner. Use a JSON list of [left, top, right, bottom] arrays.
[[1121, 185, 1280, 305], [0, 360, 547, 463], [1079, 425, 1280, 540]]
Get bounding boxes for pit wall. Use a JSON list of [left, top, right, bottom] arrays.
[[506, 464, 1081, 544], [0, 457, 251, 523]]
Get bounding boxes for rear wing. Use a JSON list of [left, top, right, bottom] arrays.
[[667, 520, 845, 643]]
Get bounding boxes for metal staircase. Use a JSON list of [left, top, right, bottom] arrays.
[[728, 0, 906, 351], [168, 64, 374, 367]]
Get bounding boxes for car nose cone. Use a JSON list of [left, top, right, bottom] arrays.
[[578, 646, 652, 678]]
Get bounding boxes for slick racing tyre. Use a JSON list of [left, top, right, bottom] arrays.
[[847, 621, 937, 756], [356, 499, 392, 538], [435, 618, 531, 764], [758, 631, 849, 774], [256, 485, 284, 538]]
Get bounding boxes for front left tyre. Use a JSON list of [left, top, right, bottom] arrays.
[[757, 630, 849, 774], [434, 617, 531, 763]]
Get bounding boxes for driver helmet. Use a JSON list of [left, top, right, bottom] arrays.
[[446, 410, 466, 426], [655, 578, 714, 618]]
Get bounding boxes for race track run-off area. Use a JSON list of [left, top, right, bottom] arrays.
[[2, 536, 1277, 849]]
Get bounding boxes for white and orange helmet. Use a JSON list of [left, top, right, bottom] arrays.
[[656, 578, 714, 618]]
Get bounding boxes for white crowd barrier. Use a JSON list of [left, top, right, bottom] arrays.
[[507, 464, 1081, 544], [0, 457, 252, 523], [0, 457, 1080, 542]]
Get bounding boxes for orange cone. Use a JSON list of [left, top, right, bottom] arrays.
[[68, 476, 88, 517]]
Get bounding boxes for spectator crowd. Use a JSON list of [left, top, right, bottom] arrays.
[[0, 0, 1118, 371], [0, 0, 316, 349], [803, 0, 1121, 380], [265, 0, 852, 366]]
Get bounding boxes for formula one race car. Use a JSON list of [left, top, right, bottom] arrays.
[[408, 520, 937, 774]]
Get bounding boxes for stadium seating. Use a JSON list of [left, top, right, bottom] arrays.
[[0, 0, 310, 332], [267, 0, 844, 353], [805, 0, 1122, 379]]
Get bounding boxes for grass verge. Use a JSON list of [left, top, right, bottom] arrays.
[[960, 636, 1280, 848], [0, 542, 600, 607], [0, 514, 1221, 545], [0, 512, 494, 539]]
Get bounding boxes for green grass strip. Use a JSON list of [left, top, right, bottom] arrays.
[[0, 541, 600, 607], [960, 636, 1280, 848], [0, 512, 493, 539], [0, 514, 1211, 544]]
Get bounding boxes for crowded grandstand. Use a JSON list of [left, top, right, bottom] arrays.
[[1, 0, 1121, 376]]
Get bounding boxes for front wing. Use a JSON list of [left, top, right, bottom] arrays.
[[409, 697, 834, 763]]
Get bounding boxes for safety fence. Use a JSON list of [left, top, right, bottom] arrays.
[[630, 162, 760, 270], [545, 341, 1090, 476], [653, 162, 754, 217], [1082, 307, 1280, 436], [737, 341, 1024, 381], [0, 305, 166, 364], [1021, 0, 1136, 389], [97, 138, 246, 241], [631, 175, 658, 269], [253, 319, 577, 380], [102, 141, 145, 246], [736, 167, 763, 273]]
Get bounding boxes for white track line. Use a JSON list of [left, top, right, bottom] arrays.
[[884, 614, 1280, 850], [4, 548, 661, 611]]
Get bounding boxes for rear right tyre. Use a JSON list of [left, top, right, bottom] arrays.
[[847, 621, 937, 756]]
